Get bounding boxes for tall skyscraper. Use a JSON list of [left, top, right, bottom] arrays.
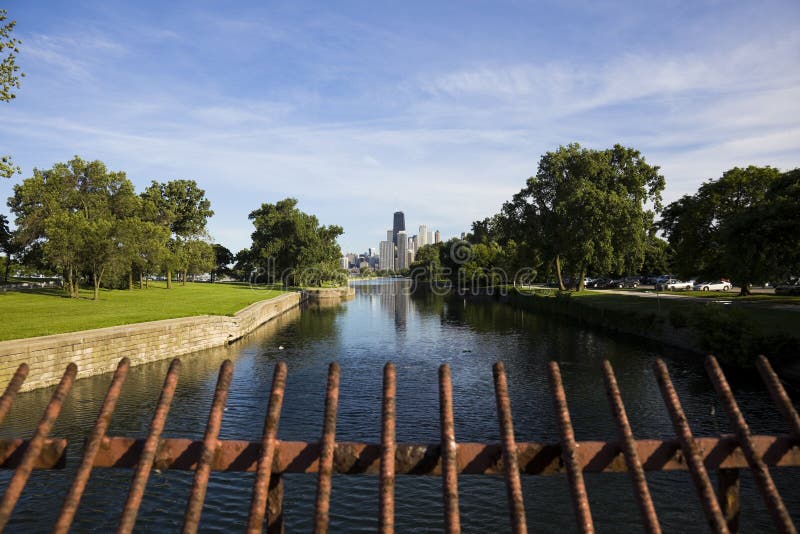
[[392, 211, 405, 245], [379, 241, 394, 270], [386, 230, 393, 243], [427, 230, 433, 245], [435, 230, 441, 243], [418, 225, 428, 247], [397, 230, 408, 269]]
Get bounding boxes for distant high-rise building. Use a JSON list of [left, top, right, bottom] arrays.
[[387, 230, 393, 243], [435, 230, 441, 243], [427, 230, 433, 244], [419, 225, 428, 247], [411, 235, 418, 252], [392, 211, 405, 245], [379, 241, 394, 271], [397, 231, 409, 269], [340, 256, 348, 270]]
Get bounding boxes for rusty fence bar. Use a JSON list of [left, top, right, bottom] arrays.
[[601, 360, 661, 534], [549, 362, 594, 533], [492, 362, 527, 534], [87, 434, 800, 474], [2, 357, 800, 532], [54, 358, 131, 534], [0, 364, 29, 425], [247, 361, 288, 534], [705, 355, 797, 534], [117, 358, 182, 534], [182, 359, 234, 534], [654, 358, 729, 534], [439, 364, 461, 534], [313, 362, 340, 534], [0, 362, 77, 533], [380, 362, 397, 534], [756, 355, 800, 438]]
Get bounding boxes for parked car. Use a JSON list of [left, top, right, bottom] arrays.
[[621, 276, 640, 288], [693, 280, 732, 291], [775, 279, 800, 295], [655, 279, 692, 291]]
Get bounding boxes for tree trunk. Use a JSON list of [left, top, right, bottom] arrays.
[[67, 266, 78, 298], [182, 270, 187, 286], [555, 255, 566, 291], [93, 272, 100, 301], [739, 283, 751, 296], [167, 269, 172, 289], [577, 266, 586, 291], [3, 255, 9, 284], [129, 270, 134, 290], [139, 271, 144, 290]]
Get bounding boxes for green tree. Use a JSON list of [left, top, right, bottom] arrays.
[[516, 143, 664, 290], [10, 157, 139, 299], [718, 168, 800, 292], [1, 9, 23, 178], [211, 244, 234, 282], [659, 166, 781, 294], [0, 213, 19, 283], [247, 198, 344, 286], [409, 243, 443, 281], [141, 179, 214, 287]]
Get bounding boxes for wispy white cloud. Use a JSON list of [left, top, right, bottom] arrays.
[[2, 1, 799, 253]]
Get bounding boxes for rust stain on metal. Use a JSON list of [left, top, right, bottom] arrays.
[[247, 361, 287, 533], [313, 362, 340, 534], [439, 364, 461, 534], [2, 358, 800, 531], [117, 358, 182, 534], [55, 358, 130, 534], [549, 361, 594, 533], [380, 362, 396, 534], [0, 438, 66, 469], [0, 362, 77, 532], [493, 361, 527, 534], [757, 355, 800, 439], [602, 360, 661, 534], [182, 359, 234, 534], [0, 364, 29, 425], [705, 355, 796, 534], [654, 358, 729, 534]]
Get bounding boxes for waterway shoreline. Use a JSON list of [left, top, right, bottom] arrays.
[[0, 286, 355, 392]]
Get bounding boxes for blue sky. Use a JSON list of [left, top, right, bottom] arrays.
[[2, 0, 799, 254]]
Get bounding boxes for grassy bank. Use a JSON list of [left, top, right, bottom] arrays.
[[0, 282, 286, 341], [511, 288, 800, 367]]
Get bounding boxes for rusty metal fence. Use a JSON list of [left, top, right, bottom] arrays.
[[0, 355, 798, 533]]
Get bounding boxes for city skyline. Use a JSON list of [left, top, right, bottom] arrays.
[[345, 209, 444, 269]]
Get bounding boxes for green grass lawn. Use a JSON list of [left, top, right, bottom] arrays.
[[0, 282, 287, 341]]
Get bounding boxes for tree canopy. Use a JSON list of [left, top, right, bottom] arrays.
[[8, 157, 219, 297], [1, 9, 23, 178], [246, 198, 344, 286], [501, 143, 664, 289], [659, 165, 791, 294]]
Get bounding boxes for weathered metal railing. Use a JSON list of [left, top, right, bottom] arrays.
[[0, 355, 798, 533]]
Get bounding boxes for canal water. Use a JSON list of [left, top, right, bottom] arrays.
[[2, 280, 798, 532]]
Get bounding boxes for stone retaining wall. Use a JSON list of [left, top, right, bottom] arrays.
[[0, 292, 303, 392]]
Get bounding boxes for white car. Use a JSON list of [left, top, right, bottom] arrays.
[[656, 279, 692, 291], [693, 280, 732, 291]]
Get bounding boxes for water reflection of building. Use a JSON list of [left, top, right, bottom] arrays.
[[376, 281, 409, 328]]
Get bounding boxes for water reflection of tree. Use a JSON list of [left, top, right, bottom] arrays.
[[408, 288, 446, 317]]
